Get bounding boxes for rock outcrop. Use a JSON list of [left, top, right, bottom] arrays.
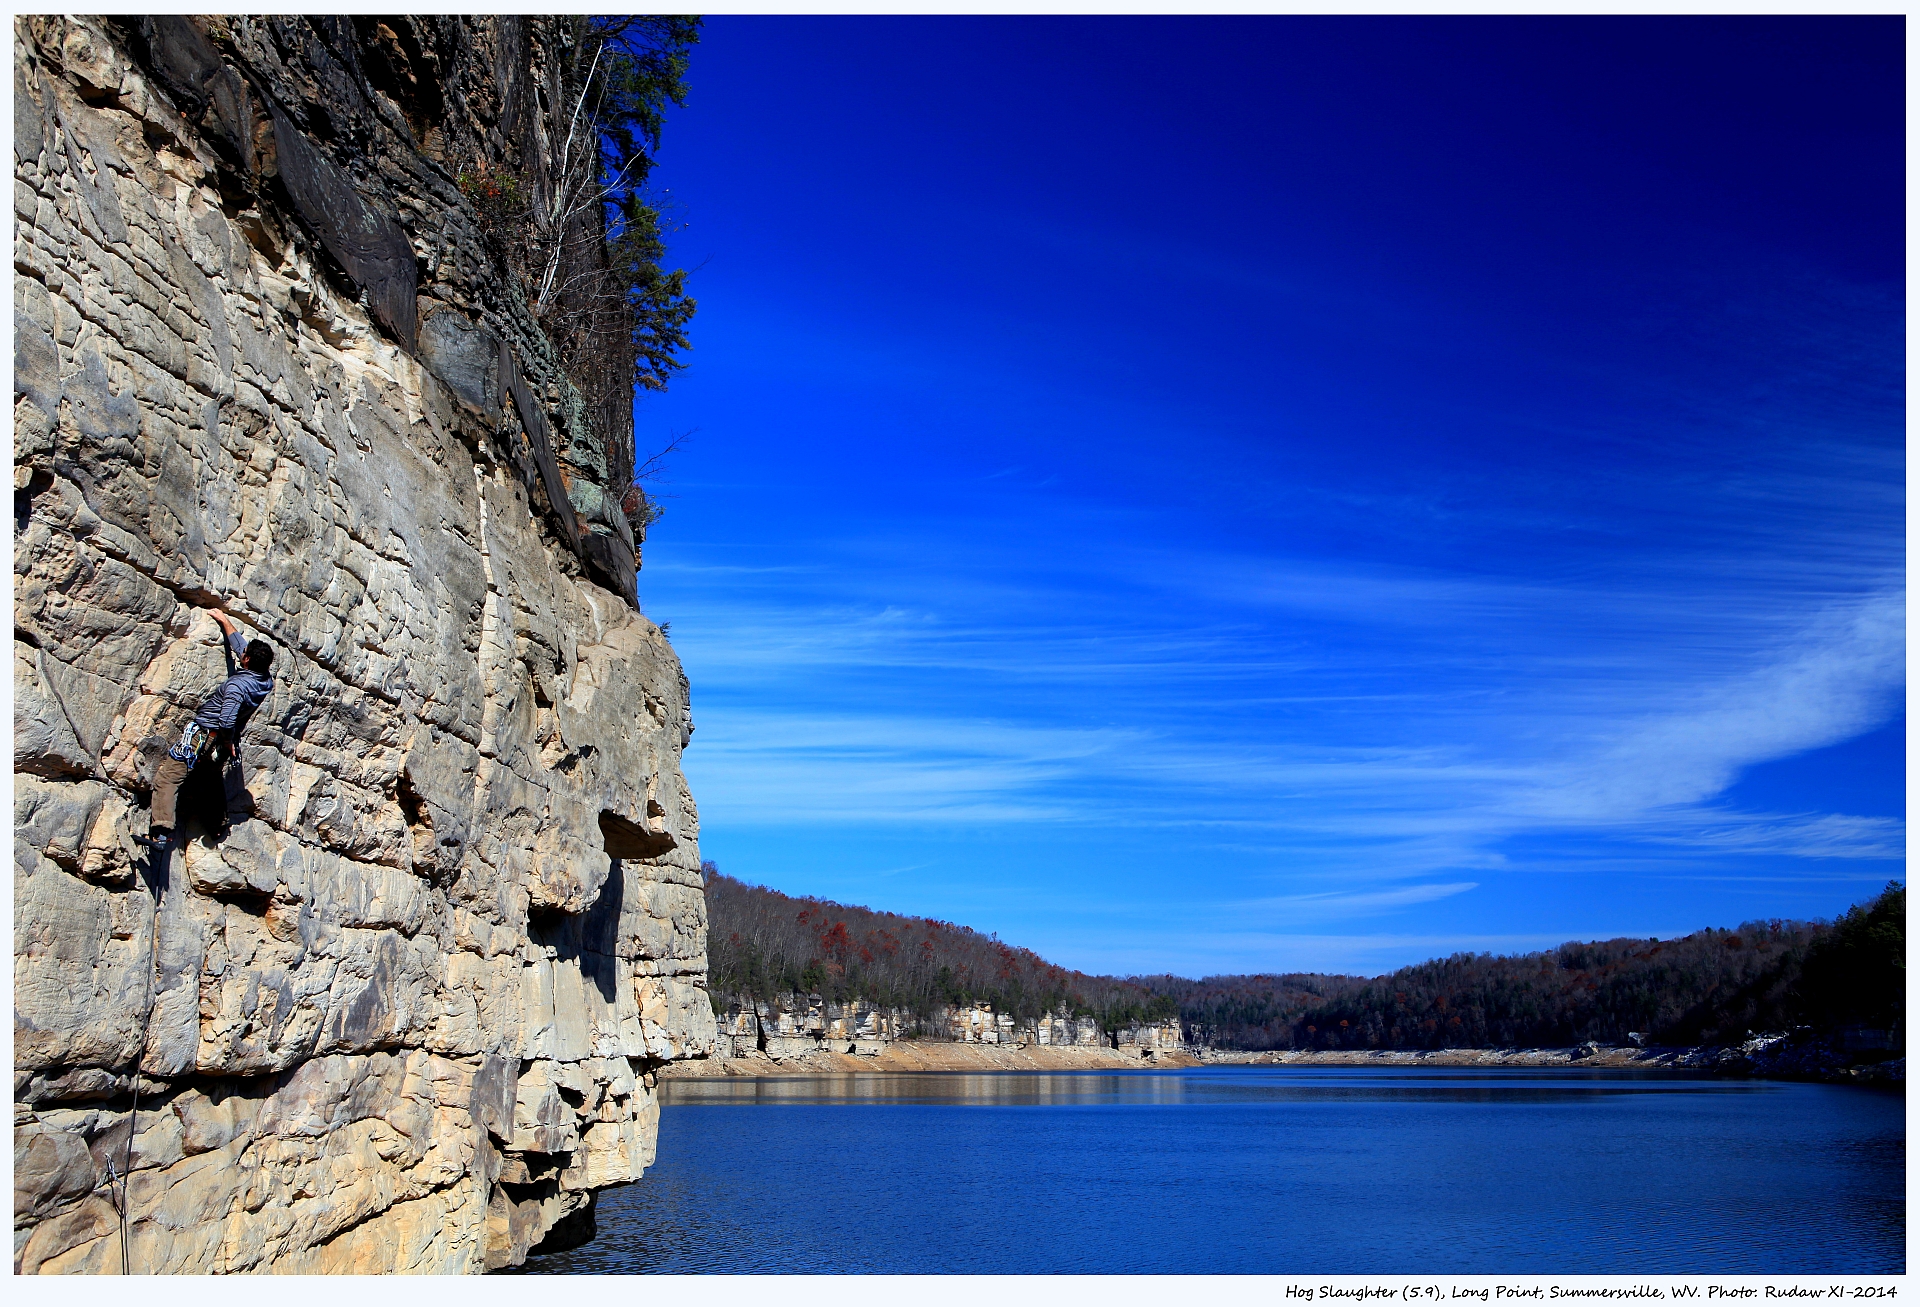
[[14, 16, 713, 1273], [709, 993, 1189, 1061]]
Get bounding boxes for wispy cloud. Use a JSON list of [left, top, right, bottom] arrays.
[[669, 538, 1902, 879], [1236, 882, 1481, 920], [622, 23, 1902, 976], [1513, 592, 1904, 823], [1631, 812, 1906, 861]]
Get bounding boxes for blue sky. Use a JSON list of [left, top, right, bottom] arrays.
[[631, 17, 1904, 978]]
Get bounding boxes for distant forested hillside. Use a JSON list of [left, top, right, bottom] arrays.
[[703, 868, 1176, 1028], [1131, 973, 1369, 1048], [1277, 883, 1902, 1052], [703, 868, 1903, 1051]]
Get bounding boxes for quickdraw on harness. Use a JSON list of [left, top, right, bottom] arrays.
[[167, 720, 217, 766]]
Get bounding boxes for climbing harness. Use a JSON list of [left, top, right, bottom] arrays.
[[167, 720, 215, 766]]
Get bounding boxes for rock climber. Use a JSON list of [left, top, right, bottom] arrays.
[[137, 607, 275, 853]]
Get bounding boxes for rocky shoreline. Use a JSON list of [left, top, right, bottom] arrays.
[[662, 1036, 1904, 1084], [1196, 1043, 1903, 1082], [661, 1040, 1202, 1077]]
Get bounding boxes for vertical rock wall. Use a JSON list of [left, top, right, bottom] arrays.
[[708, 995, 1190, 1060], [13, 16, 714, 1273]]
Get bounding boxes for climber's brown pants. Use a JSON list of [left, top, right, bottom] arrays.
[[150, 747, 249, 831]]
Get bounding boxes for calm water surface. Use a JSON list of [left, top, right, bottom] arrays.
[[522, 1066, 1903, 1275]]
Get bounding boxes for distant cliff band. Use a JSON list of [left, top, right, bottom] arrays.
[[708, 993, 1188, 1062]]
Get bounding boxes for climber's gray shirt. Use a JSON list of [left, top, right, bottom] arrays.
[[191, 630, 274, 736]]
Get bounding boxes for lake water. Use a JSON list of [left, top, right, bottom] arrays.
[[520, 1066, 1904, 1275]]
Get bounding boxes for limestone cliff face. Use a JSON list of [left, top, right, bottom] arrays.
[[709, 994, 1189, 1061], [13, 16, 713, 1273]]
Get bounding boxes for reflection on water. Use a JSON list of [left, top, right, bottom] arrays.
[[519, 1067, 1903, 1276], [663, 1069, 1198, 1107], [659, 1066, 1752, 1109]]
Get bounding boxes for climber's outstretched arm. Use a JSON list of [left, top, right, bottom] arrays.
[[207, 605, 248, 687]]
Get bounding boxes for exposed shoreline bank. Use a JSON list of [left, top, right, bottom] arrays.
[[661, 1040, 1904, 1083], [662, 1041, 1203, 1077]]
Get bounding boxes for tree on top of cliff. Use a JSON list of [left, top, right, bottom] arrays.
[[531, 16, 696, 330], [583, 17, 698, 194], [482, 15, 699, 516]]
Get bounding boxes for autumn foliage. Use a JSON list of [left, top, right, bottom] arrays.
[[704, 869, 1902, 1053], [703, 867, 1176, 1029], [1129, 884, 1901, 1050]]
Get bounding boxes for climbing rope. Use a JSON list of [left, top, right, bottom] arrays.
[[103, 839, 164, 1274], [101, 1156, 125, 1275], [119, 1062, 140, 1274]]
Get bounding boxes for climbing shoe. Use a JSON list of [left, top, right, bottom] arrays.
[[134, 828, 174, 852]]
